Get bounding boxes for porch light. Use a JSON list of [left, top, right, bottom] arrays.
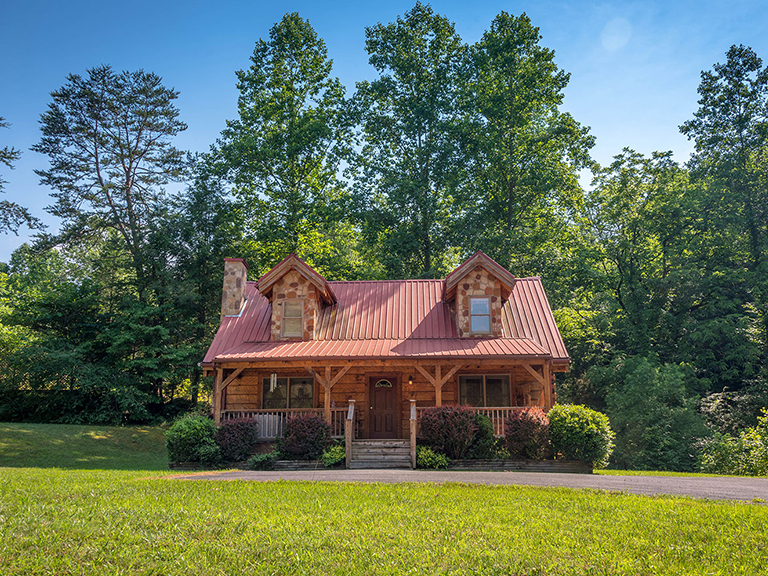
[[408, 375, 413, 385]]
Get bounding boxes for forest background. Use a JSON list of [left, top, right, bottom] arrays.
[[1, 4, 767, 472]]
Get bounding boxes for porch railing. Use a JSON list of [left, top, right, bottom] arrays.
[[414, 406, 528, 437], [221, 407, 350, 439]]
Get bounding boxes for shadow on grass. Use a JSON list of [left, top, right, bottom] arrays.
[[0, 422, 168, 471]]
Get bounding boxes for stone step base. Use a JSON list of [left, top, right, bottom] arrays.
[[349, 460, 412, 470]]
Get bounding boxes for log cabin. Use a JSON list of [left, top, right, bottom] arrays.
[[201, 251, 569, 467]]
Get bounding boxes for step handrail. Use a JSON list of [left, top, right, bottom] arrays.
[[345, 399, 355, 469]]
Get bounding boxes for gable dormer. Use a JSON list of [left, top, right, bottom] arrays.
[[257, 254, 336, 341], [445, 251, 516, 338]]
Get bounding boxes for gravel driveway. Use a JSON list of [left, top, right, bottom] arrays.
[[174, 469, 768, 501]]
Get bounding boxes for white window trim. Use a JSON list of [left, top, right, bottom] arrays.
[[281, 299, 304, 338], [469, 296, 492, 334]]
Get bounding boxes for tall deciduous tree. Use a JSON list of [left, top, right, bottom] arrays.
[[680, 44, 768, 361], [32, 66, 187, 297], [216, 12, 357, 278], [354, 2, 466, 278], [0, 116, 41, 234], [460, 12, 594, 275]]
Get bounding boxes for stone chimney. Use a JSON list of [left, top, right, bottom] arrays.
[[221, 258, 249, 320]]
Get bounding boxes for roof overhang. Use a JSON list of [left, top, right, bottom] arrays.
[[445, 251, 516, 302], [257, 253, 336, 304]]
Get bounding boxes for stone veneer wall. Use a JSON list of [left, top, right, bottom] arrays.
[[221, 259, 248, 318], [455, 266, 504, 338], [270, 269, 321, 340]]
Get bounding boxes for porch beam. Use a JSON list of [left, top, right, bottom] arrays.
[[329, 364, 352, 388], [220, 367, 245, 391], [413, 363, 436, 386], [522, 363, 547, 388]]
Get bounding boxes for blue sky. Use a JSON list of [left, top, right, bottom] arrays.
[[1, 0, 766, 260]]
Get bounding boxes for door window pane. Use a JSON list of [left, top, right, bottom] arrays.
[[459, 376, 484, 406], [262, 377, 289, 409], [485, 376, 510, 407]]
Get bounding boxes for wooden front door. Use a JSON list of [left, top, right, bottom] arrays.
[[369, 376, 398, 439]]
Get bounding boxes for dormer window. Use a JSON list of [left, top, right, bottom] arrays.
[[282, 300, 303, 337], [470, 297, 491, 334]]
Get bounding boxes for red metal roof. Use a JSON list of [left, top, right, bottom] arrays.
[[215, 337, 550, 362], [202, 276, 569, 365]]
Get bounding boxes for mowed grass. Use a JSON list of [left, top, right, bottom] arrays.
[[1, 423, 767, 575], [0, 422, 167, 470], [1, 468, 767, 575]]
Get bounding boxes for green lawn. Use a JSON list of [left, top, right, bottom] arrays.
[[1, 423, 767, 575], [0, 422, 168, 470]]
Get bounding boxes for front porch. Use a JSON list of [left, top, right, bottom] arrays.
[[210, 359, 562, 442]]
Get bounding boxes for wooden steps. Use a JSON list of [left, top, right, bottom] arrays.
[[349, 439, 412, 469]]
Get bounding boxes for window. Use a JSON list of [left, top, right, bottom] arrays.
[[262, 377, 314, 409], [459, 375, 510, 407], [282, 300, 303, 337], [469, 297, 491, 333]]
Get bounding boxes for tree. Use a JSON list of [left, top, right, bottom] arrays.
[[354, 2, 466, 278], [32, 65, 187, 298], [680, 45, 768, 362], [216, 12, 358, 278], [0, 116, 41, 234], [460, 12, 594, 274]]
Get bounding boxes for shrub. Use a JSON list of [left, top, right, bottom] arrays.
[[602, 356, 708, 471], [468, 413, 496, 459], [548, 404, 614, 468], [418, 405, 476, 459], [505, 407, 550, 460], [215, 418, 260, 461], [278, 415, 331, 460], [698, 409, 768, 476], [416, 446, 450, 469], [493, 439, 511, 460], [166, 413, 216, 463], [199, 444, 224, 468], [247, 451, 279, 470], [321, 444, 346, 467]]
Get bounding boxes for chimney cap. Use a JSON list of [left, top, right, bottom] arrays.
[[224, 257, 249, 270]]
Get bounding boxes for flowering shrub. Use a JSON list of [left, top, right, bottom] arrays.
[[418, 405, 477, 459], [166, 413, 216, 463], [278, 414, 331, 460], [548, 404, 614, 468], [504, 407, 550, 460], [215, 418, 260, 461]]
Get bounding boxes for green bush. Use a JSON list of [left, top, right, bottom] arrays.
[[468, 413, 496, 459], [698, 408, 768, 476], [166, 413, 216, 463], [321, 444, 346, 467], [601, 356, 708, 471], [199, 444, 224, 468], [504, 407, 550, 460], [548, 404, 614, 468], [416, 446, 450, 469], [246, 451, 279, 470]]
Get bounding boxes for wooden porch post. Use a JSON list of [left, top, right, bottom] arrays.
[[435, 364, 442, 406], [414, 363, 463, 408], [544, 360, 553, 410], [345, 399, 355, 469], [324, 366, 332, 423], [213, 367, 223, 424], [409, 399, 417, 469]]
